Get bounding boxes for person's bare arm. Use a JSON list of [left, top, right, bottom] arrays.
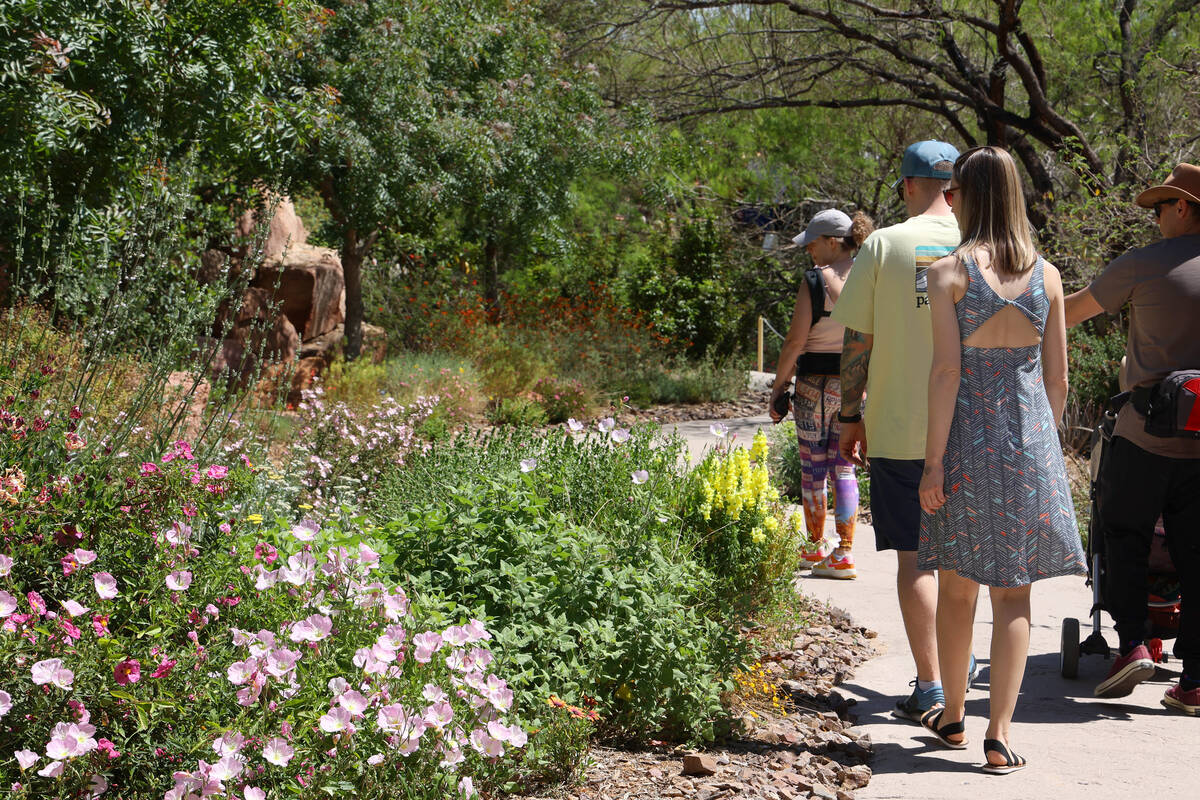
[[1064, 287, 1103, 329], [1042, 264, 1070, 424], [769, 287, 813, 422], [838, 328, 872, 466], [919, 257, 963, 513]]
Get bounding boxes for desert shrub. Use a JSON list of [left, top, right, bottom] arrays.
[[487, 397, 549, 427], [531, 376, 589, 423], [622, 356, 746, 407]]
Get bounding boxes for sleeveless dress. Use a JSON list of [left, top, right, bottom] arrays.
[[918, 255, 1087, 588]]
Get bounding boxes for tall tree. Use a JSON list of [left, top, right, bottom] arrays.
[[576, 0, 1200, 215], [292, 0, 632, 357]]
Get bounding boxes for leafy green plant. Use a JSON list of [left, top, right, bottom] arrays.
[[487, 397, 549, 428], [532, 376, 589, 423]]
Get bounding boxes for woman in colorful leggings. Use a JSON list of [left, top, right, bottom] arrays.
[[769, 208, 874, 579]]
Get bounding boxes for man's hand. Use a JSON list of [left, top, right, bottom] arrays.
[[839, 419, 868, 467]]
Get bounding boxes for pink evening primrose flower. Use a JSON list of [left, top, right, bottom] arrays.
[[93, 572, 118, 600], [459, 776, 476, 799], [212, 731, 245, 757], [290, 519, 319, 541], [519, 458, 537, 473], [412, 631, 443, 663], [73, 548, 97, 566], [338, 690, 370, 718], [464, 618, 492, 642], [0, 554, 11, 577], [470, 728, 504, 758], [31, 658, 74, 689], [442, 625, 470, 648], [244, 788, 266, 800], [611, 428, 631, 443], [166, 571, 192, 591], [424, 701, 454, 729], [598, 417, 616, 432], [632, 469, 649, 485], [37, 760, 64, 778], [15, 749, 38, 769], [318, 706, 351, 733], [113, 659, 141, 685], [0, 590, 17, 618], [261, 737, 294, 767], [0, 690, 10, 717], [567, 418, 584, 432], [423, 684, 449, 703]]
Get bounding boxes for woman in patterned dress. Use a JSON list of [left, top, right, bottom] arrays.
[[916, 146, 1087, 774]]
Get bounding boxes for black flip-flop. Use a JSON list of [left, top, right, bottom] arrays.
[[920, 707, 968, 750], [982, 738, 1027, 774]]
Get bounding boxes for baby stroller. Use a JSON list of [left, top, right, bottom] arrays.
[[1059, 404, 1183, 678]]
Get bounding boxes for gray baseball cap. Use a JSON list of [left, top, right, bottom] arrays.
[[792, 208, 853, 247], [892, 140, 960, 187]]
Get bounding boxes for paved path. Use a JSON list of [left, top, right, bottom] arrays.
[[671, 416, 1191, 800]]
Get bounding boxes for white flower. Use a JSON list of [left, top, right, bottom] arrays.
[[31, 658, 74, 689], [290, 519, 319, 541], [519, 458, 537, 473], [631, 470, 649, 485], [61, 599, 89, 617], [566, 418, 584, 432], [610, 428, 630, 443], [0, 590, 17, 617], [212, 731, 245, 757], [319, 706, 351, 733], [166, 571, 192, 591], [261, 737, 294, 767], [598, 417, 616, 432], [93, 572, 118, 599], [709, 422, 729, 438]]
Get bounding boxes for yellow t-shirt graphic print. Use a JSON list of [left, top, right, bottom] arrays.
[[831, 214, 961, 460]]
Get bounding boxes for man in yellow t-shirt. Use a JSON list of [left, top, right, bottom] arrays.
[[832, 140, 965, 722]]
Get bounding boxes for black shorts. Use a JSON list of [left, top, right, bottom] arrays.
[[869, 457, 925, 552]]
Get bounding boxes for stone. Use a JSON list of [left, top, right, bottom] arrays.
[[838, 765, 872, 790], [213, 287, 300, 384], [252, 243, 345, 341], [836, 791, 855, 800], [682, 754, 719, 777], [234, 195, 310, 265], [810, 784, 838, 800]]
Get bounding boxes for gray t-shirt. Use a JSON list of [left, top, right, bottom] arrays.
[[1089, 233, 1200, 458]]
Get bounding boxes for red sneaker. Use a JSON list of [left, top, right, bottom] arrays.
[[813, 552, 857, 580], [798, 539, 833, 571], [1162, 683, 1200, 716], [1094, 644, 1155, 698]]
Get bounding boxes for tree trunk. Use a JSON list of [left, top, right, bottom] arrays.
[[483, 236, 501, 321], [342, 229, 365, 361]]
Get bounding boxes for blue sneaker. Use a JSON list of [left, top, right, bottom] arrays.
[[893, 680, 945, 723], [967, 654, 981, 690]]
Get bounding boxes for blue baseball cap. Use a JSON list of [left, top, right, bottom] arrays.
[[892, 140, 960, 187]]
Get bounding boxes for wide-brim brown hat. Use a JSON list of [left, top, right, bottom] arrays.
[[1135, 162, 1200, 207]]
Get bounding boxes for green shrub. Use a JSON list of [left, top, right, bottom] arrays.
[[366, 425, 796, 742], [766, 420, 806, 500], [375, 476, 740, 742], [622, 357, 746, 407], [532, 375, 589, 423], [488, 397, 549, 427]]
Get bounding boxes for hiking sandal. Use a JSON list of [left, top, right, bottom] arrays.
[[920, 707, 968, 749], [982, 738, 1027, 774]]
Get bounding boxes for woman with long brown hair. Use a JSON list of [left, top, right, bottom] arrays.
[[916, 146, 1086, 773]]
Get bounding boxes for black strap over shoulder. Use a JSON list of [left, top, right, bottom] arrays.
[[804, 268, 829, 322]]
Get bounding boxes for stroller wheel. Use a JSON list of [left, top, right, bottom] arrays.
[[1061, 617, 1081, 679]]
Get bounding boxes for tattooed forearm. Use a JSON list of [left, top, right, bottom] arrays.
[[839, 329, 873, 415]]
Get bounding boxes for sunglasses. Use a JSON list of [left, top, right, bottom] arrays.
[[943, 184, 960, 206], [1153, 199, 1178, 219]]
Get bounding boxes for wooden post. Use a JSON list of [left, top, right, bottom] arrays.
[[757, 316, 764, 373]]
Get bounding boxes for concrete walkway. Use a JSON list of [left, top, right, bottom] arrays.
[[671, 416, 1191, 800]]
